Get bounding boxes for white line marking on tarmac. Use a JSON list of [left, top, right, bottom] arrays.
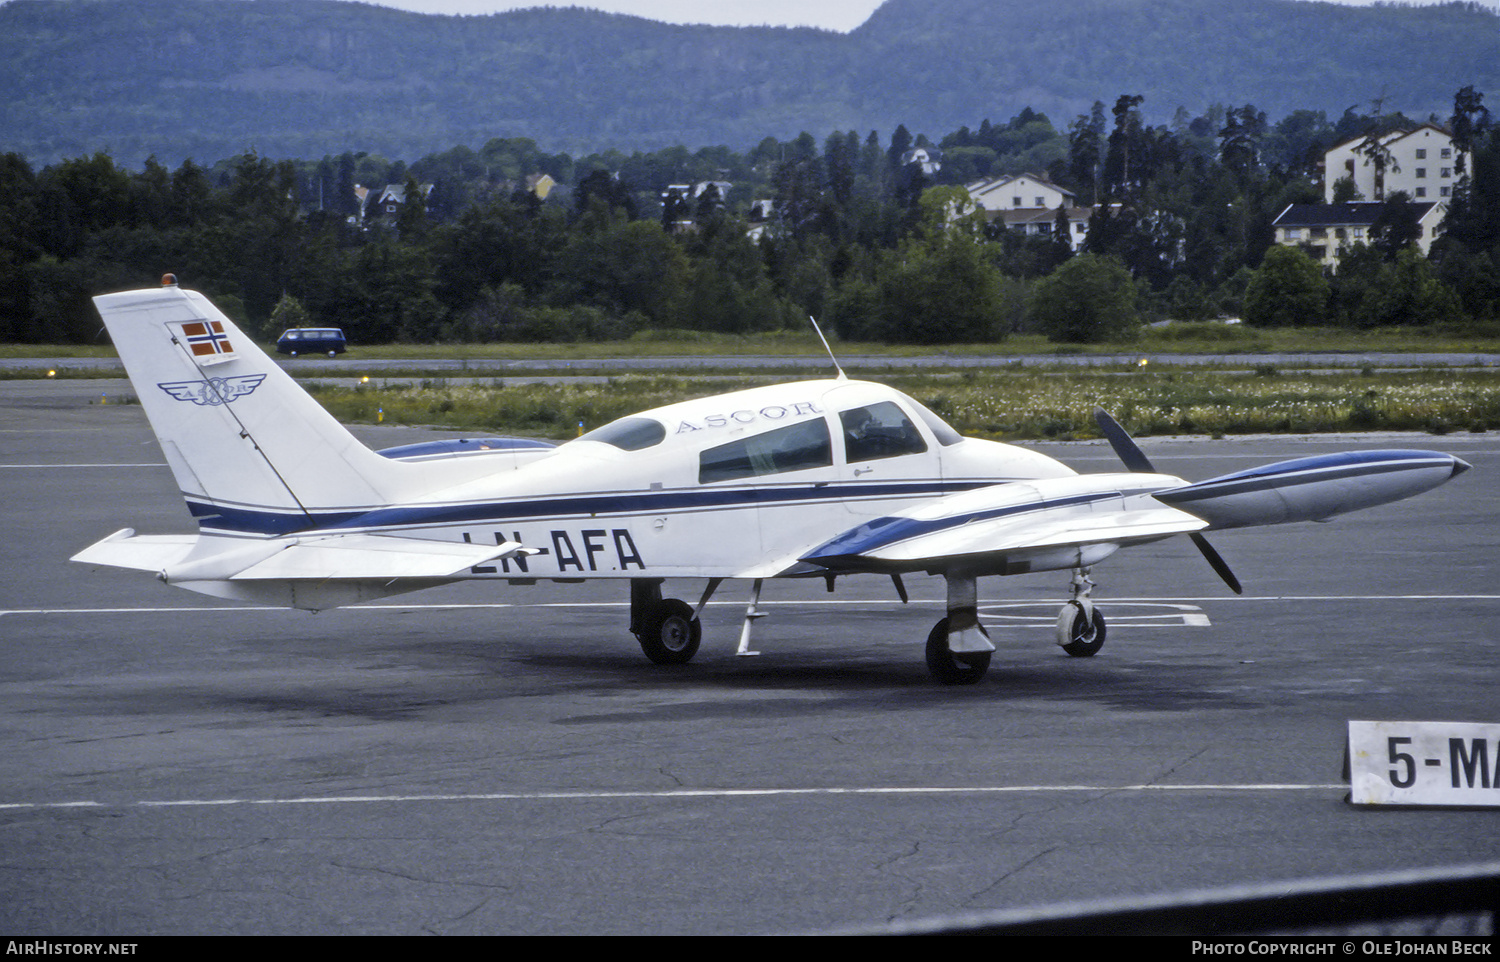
[[5, 596, 1499, 617], [982, 601, 1211, 627], [0, 463, 167, 468], [0, 783, 1348, 812]]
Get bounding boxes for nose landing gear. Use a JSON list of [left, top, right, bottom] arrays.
[[1056, 567, 1106, 657]]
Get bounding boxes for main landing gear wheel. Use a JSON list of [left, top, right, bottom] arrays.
[[1057, 601, 1106, 657], [635, 598, 702, 665], [925, 617, 992, 685]]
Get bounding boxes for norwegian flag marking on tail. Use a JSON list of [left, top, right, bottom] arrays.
[[171, 320, 235, 364]]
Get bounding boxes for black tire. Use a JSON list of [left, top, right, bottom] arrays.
[[924, 617, 991, 685], [635, 598, 701, 665], [1060, 601, 1106, 657]]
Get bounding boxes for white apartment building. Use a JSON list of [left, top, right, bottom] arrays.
[[1323, 123, 1467, 204], [1272, 202, 1443, 269], [965, 173, 1090, 251]]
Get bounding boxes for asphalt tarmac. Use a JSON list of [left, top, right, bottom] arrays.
[[1, 379, 1496, 935]]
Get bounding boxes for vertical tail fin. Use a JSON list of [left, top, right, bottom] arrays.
[[94, 282, 401, 534]]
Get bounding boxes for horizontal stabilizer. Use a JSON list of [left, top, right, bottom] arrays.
[[74, 529, 529, 582], [1156, 450, 1471, 529], [70, 528, 197, 572], [226, 534, 527, 581]]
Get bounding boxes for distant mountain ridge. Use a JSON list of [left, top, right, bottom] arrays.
[[1, 0, 1496, 165]]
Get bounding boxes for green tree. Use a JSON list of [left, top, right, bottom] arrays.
[[1432, 245, 1500, 322], [1068, 102, 1107, 204], [678, 217, 786, 334], [170, 160, 214, 227], [430, 197, 566, 313], [572, 168, 638, 221], [1327, 243, 1386, 327], [268, 292, 312, 333], [1218, 104, 1268, 186], [1369, 191, 1421, 260], [553, 218, 687, 325], [1330, 176, 1361, 203], [880, 231, 1007, 343], [395, 175, 430, 242], [1244, 245, 1329, 327], [1439, 87, 1499, 258], [1103, 94, 1146, 201], [771, 153, 828, 239], [1264, 109, 1334, 177], [1358, 246, 1464, 328], [0, 152, 40, 340], [1025, 253, 1140, 343]]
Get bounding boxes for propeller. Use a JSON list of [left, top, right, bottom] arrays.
[[1094, 408, 1244, 595]]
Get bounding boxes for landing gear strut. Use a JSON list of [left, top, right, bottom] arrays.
[[1056, 567, 1106, 657], [630, 578, 701, 665], [924, 572, 995, 685]]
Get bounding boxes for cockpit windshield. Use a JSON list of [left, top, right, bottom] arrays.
[[893, 391, 964, 446], [576, 417, 667, 451]]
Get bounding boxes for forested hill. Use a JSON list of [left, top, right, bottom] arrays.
[[2, 0, 1496, 166]]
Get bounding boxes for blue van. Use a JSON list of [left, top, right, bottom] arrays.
[[276, 328, 347, 357]]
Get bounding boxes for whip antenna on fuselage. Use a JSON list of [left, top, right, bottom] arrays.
[[808, 315, 846, 381]]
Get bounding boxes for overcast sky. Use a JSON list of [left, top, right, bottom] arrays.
[[354, 0, 1469, 31]]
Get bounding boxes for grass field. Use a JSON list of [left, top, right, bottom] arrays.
[[305, 367, 1500, 442], [8, 325, 1497, 441], [5, 322, 1500, 363]]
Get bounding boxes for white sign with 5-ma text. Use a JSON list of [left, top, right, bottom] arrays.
[[1348, 720, 1500, 806]]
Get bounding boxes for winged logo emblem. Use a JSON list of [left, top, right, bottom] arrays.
[[158, 375, 267, 406]]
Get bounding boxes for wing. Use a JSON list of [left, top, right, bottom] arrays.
[[798, 474, 1207, 576]]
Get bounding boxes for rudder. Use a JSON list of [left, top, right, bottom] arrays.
[[94, 281, 403, 534]]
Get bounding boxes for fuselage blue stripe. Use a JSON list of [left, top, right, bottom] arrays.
[[189, 479, 1007, 536]]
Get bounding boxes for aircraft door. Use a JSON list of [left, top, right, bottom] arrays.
[[836, 399, 942, 521]]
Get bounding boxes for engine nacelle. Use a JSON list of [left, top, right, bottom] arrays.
[[1154, 450, 1470, 529]]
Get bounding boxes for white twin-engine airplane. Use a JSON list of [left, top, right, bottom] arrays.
[[74, 279, 1471, 684]]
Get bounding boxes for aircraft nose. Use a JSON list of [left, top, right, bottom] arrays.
[[1451, 457, 1472, 478]]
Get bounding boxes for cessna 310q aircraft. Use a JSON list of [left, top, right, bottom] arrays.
[[73, 278, 1471, 684]]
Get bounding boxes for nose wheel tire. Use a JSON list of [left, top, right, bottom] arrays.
[[1058, 601, 1106, 657], [636, 598, 702, 665], [925, 617, 991, 685]]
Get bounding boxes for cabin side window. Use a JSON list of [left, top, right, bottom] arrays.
[[839, 402, 928, 463], [699, 418, 833, 483]]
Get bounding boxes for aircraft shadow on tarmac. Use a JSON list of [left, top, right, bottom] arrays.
[[512, 645, 1263, 717]]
